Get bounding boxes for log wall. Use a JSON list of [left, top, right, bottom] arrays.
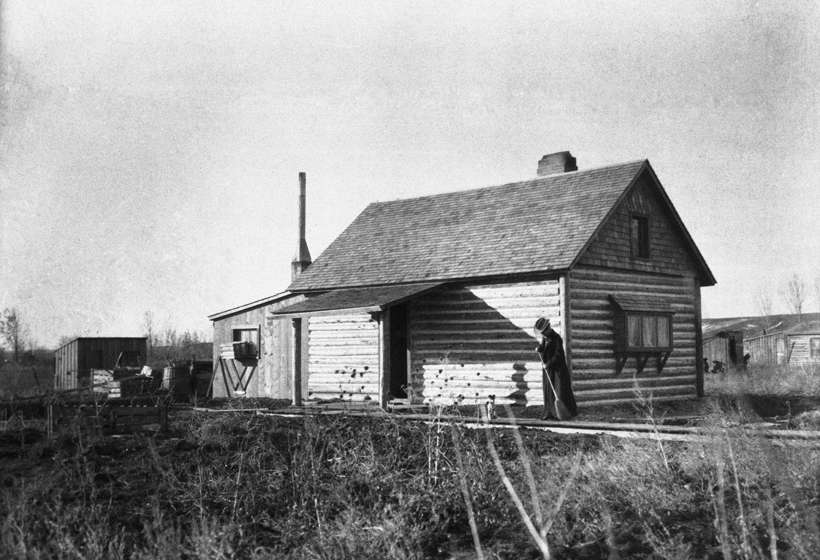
[[307, 312, 381, 401], [569, 266, 699, 405], [407, 280, 561, 406]]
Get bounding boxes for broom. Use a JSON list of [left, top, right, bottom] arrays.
[[536, 351, 572, 420]]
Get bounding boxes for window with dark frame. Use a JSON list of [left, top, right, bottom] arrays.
[[609, 294, 674, 375], [631, 214, 650, 258], [810, 337, 820, 360], [232, 326, 260, 359], [624, 312, 672, 351]]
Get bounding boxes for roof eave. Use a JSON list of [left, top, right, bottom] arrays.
[[208, 290, 293, 322], [286, 268, 571, 294], [642, 163, 717, 286], [568, 160, 648, 271]]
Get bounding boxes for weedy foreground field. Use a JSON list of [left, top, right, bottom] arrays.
[[1, 372, 819, 559]]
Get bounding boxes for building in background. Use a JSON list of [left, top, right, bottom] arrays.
[[703, 313, 820, 369], [54, 337, 147, 391]]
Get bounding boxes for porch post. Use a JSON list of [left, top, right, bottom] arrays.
[[291, 318, 302, 406], [377, 311, 390, 410]]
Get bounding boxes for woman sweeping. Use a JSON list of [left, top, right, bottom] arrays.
[[534, 317, 578, 420]]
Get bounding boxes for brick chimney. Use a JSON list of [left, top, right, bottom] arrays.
[[537, 151, 577, 176], [291, 172, 312, 280]]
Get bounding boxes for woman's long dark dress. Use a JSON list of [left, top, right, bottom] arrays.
[[537, 330, 578, 419]]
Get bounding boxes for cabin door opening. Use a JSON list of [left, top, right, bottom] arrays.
[[389, 304, 408, 398]]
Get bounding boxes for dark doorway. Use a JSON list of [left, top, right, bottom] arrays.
[[90, 349, 104, 369], [728, 336, 738, 366], [389, 304, 408, 398]]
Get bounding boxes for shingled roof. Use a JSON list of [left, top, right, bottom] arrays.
[[289, 160, 702, 291]]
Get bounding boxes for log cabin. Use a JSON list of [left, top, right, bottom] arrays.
[[211, 152, 715, 409]]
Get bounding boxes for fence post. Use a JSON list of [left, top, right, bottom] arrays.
[[159, 403, 169, 433], [47, 403, 54, 440]]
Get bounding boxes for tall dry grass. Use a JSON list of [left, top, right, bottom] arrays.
[[0, 403, 817, 559]]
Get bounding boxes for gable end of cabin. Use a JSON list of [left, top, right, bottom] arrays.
[[567, 170, 705, 405]]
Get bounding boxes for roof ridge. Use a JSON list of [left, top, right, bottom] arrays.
[[369, 159, 647, 206]]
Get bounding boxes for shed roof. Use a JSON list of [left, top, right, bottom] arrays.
[[609, 294, 673, 313], [208, 291, 293, 321], [54, 337, 147, 352], [783, 320, 820, 335], [289, 160, 714, 291], [702, 312, 820, 340], [272, 282, 444, 317]]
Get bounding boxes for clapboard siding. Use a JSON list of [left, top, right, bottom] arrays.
[[569, 266, 698, 402], [408, 280, 561, 405], [786, 335, 820, 365], [307, 313, 380, 401]]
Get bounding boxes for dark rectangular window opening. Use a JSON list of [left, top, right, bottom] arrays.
[[232, 326, 260, 360], [631, 214, 650, 258], [810, 337, 820, 360]]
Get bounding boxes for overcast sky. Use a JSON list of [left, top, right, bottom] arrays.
[[1, 1, 818, 347]]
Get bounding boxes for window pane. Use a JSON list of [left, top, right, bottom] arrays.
[[628, 315, 641, 347], [811, 338, 820, 359], [642, 316, 657, 347], [632, 216, 649, 258], [656, 316, 670, 347], [233, 328, 258, 345]]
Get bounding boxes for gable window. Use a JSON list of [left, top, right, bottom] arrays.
[[232, 325, 260, 360], [631, 214, 650, 258], [811, 337, 820, 360]]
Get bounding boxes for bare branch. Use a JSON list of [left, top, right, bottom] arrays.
[[779, 274, 807, 316]]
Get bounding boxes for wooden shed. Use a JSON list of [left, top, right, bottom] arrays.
[[702, 330, 744, 372], [208, 292, 307, 399], [780, 321, 820, 366], [703, 313, 820, 369], [267, 152, 715, 409], [744, 321, 820, 368], [54, 337, 147, 391]]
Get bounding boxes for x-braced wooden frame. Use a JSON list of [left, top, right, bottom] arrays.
[[218, 357, 258, 396]]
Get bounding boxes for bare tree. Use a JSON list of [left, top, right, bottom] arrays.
[[0, 308, 26, 362], [143, 310, 158, 356], [815, 277, 820, 313], [780, 274, 807, 316], [755, 287, 774, 331], [163, 326, 178, 347], [58, 334, 80, 347]]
